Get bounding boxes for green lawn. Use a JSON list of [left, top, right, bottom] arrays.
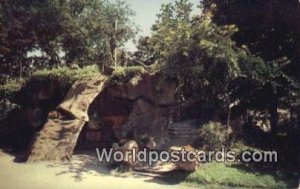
[[183, 162, 296, 189]]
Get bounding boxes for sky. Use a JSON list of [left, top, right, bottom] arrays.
[[119, 0, 201, 51]]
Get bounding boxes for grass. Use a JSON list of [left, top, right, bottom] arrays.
[[184, 162, 292, 189]]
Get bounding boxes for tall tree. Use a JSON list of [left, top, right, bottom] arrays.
[[202, 0, 300, 63], [61, 0, 136, 66], [202, 0, 300, 135]]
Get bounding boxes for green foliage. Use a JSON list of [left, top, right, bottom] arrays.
[[185, 162, 289, 189], [0, 66, 101, 101], [31, 65, 101, 84], [147, 0, 269, 115], [107, 66, 145, 86], [61, 0, 137, 64], [197, 122, 227, 150], [202, 0, 300, 63], [0, 79, 25, 100], [201, 1, 300, 135], [0, 0, 137, 77], [132, 37, 157, 65]]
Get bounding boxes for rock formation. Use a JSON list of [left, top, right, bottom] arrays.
[[24, 71, 200, 165], [27, 77, 106, 162]]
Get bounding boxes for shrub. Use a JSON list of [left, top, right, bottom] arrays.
[[31, 65, 101, 85], [196, 121, 227, 150], [0, 79, 25, 100], [107, 66, 145, 86], [0, 66, 101, 101]]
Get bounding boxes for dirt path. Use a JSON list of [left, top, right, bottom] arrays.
[[0, 150, 193, 189]]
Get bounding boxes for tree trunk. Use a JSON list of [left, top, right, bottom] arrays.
[[225, 92, 231, 147], [269, 96, 278, 136], [225, 102, 231, 146]]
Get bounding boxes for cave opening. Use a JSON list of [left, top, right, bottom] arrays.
[[75, 89, 133, 152]]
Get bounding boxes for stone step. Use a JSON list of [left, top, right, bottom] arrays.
[[169, 131, 198, 134], [169, 135, 198, 139], [170, 137, 198, 141], [168, 131, 199, 135], [169, 127, 198, 130], [169, 137, 198, 142], [168, 129, 198, 133], [160, 141, 196, 149], [169, 126, 198, 128], [168, 140, 196, 145]]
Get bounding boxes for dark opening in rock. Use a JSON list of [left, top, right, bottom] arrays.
[[75, 89, 133, 150]]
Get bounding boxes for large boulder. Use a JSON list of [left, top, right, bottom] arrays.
[[112, 140, 139, 166], [169, 145, 197, 172]]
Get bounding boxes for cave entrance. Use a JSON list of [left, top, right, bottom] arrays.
[[75, 89, 133, 151]]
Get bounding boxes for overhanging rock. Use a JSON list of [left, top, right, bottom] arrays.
[[27, 76, 106, 162]]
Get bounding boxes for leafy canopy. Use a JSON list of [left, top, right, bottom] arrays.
[[148, 0, 266, 110]]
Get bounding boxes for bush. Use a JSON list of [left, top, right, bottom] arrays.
[[31, 65, 101, 85], [0, 79, 25, 100], [0, 66, 101, 101], [107, 66, 145, 86], [196, 121, 227, 150]]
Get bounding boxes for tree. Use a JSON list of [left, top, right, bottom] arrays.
[[202, 0, 300, 135], [202, 0, 300, 63], [61, 0, 137, 66], [0, 0, 38, 77], [132, 37, 157, 65], [0, 0, 137, 77], [145, 0, 271, 143]]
